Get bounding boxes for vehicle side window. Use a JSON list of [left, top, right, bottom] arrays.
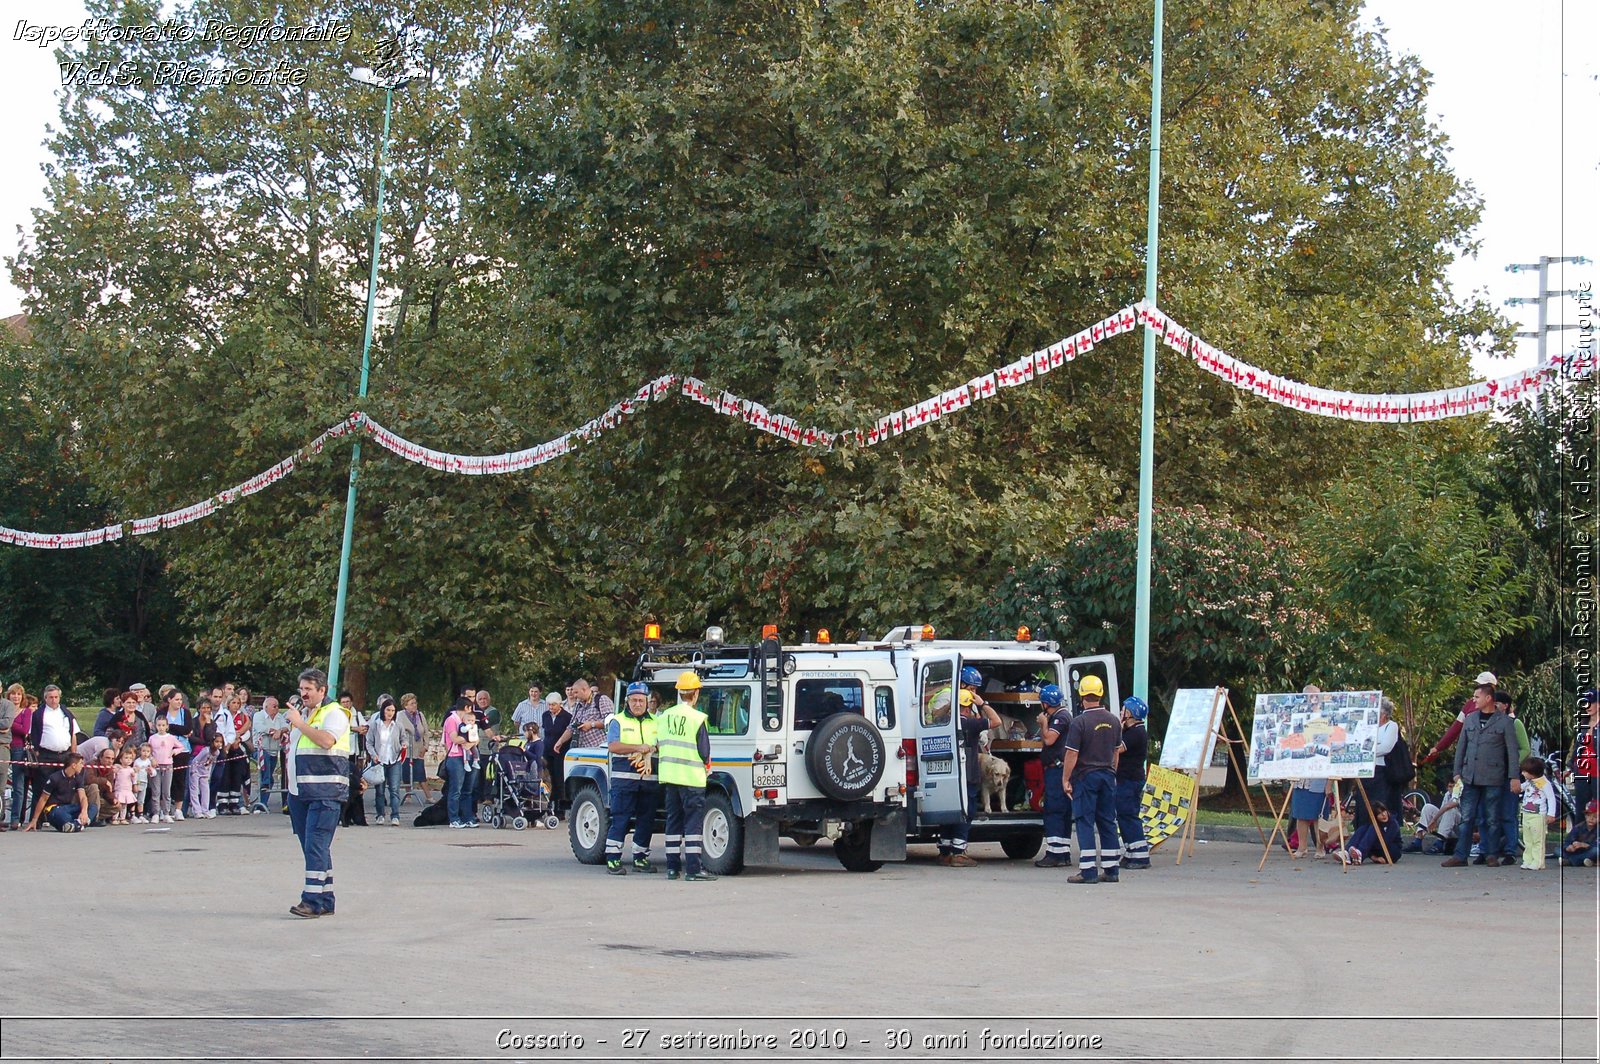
[[792, 679, 863, 731], [921, 661, 953, 727], [874, 686, 895, 730], [700, 686, 750, 737]]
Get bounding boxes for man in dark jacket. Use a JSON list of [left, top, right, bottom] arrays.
[[1442, 684, 1520, 867]]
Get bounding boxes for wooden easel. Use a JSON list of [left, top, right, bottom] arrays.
[[1258, 775, 1392, 872], [1170, 688, 1274, 864]]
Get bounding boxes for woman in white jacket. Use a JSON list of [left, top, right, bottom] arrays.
[[366, 695, 406, 825]]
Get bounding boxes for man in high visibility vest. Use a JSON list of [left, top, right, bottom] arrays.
[[658, 671, 716, 882], [604, 681, 661, 875], [283, 667, 353, 918]]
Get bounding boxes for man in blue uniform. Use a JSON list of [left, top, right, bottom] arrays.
[[1116, 696, 1151, 869], [938, 667, 1002, 867], [604, 682, 660, 875], [1062, 675, 1121, 884], [284, 668, 352, 917], [1034, 683, 1074, 868]]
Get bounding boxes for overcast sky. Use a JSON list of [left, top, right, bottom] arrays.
[[1, 1, 1594, 381]]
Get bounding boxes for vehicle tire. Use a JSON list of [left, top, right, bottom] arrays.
[[834, 826, 883, 873], [568, 785, 608, 864], [804, 714, 887, 802], [512, 816, 528, 831], [700, 791, 745, 876], [1000, 832, 1044, 860]]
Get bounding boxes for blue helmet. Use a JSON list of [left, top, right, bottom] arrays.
[[1039, 683, 1065, 708], [626, 682, 649, 697], [1122, 696, 1149, 721], [960, 666, 983, 688]]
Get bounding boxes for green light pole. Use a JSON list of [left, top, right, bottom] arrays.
[[328, 63, 420, 695], [1132, 0, 1166, 702]]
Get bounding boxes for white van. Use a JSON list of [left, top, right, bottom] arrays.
[[564, 628, 910, 873]]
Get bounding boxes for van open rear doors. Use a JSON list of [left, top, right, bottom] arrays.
[[1062, 654, 1121, 715], [913, 652, 967, 825]]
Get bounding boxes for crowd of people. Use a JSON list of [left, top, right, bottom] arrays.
[[1, 669, 1595, 875], [1283, 674, 1599, 870], [0, 677, 619, 833]]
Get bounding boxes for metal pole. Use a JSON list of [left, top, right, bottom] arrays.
[[1537, 256, 1550, 367], [1132, 0, 1165, 702], [328, 84, 394, 695]]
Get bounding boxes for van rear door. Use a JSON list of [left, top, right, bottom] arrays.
[[913, 652, 966, 824], [1063, 654, 1120, 715]]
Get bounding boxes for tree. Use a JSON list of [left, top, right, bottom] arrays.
[[971, 507, 1326, 724], [1299, 444, 1532, 746], [14, 0, 1503, 685]]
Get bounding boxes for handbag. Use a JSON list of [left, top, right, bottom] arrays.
[[361, 762, 384, 786], [1386, 734, 1416, 787]]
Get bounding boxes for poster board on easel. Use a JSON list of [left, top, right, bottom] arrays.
[[1151, 688, 1273, 864], [1249, 689, 1392, 871]]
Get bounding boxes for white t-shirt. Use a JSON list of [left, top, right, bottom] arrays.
[[1519, 777, 1557, 818], [286, 705, 352, 797]]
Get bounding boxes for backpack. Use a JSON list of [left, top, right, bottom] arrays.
[[1386, 733, 1416, 787]]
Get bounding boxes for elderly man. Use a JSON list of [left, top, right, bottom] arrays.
[[28, 685, 79, 805], [563, 679, 614, 751], [253, 696, 289, 812]]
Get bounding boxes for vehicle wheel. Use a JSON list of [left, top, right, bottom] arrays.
[[805, 713, 887, 801], [1000, 832, 1044, 860], [789, 832, 821, 847], [700, 791, 745, 876], [512, 816, 528, 831], [568, 785, 608, 864], [834, 826, 883, 872]]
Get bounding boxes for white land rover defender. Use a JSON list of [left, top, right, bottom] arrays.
[[564, 627, 911, 873]]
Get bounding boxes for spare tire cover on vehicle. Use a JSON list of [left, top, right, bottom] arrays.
[[804, 714, 886, 802]]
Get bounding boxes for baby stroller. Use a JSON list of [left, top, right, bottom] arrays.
[[484, 741, 559, 830]]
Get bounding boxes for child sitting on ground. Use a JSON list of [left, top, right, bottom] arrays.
[[1560, 800, 1598, 866], [1518, 756, 1558, 870], [1340, 801, 1402, 865]]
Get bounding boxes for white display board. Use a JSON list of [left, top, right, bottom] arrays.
[[1248, 690, 1381, 780], [1158, 687, 1226, 770]]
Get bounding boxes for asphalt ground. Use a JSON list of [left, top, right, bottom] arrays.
[[0, 803, 1594, 1064]]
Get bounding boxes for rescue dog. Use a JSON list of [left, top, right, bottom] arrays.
[[979, 751, 1012, 814]]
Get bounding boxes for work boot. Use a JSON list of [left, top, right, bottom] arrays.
[[685, 871, 718, 882], [1101, 871, 1120, 883], [1440, 857, 1467, 867], [666, 869, 681, 880], [288, 902, 320, 919], [1067, 872, 1099, 884], [1121, 857, 1151, 869], [606, 860, 627, 876], [632, 857, 657, 873], [947, 854, 977, 867], [936, 854, 954, 866], [1033, 854, 1068, 868]]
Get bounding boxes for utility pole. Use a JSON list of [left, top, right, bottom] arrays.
[[1505, 255, 1591, 365]]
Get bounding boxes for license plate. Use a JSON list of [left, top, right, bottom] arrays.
[[924, 758, 953, 774], [753, 763, 786, 788]]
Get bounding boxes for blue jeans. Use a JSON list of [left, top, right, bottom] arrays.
[[374, 761, 403, 819], [257, 751, 279, 810], [1499, 785, 1521, 857], [605, 777, 660, 860], [288, 795, 341, 913], [442, 757, 470, 824], [1453, 784, 1506, 860], [47, 800, 97, 831], [8, 752, 30, 825], [1072, 769, 1121, 876], [1042, 764, 1072, 856], [1115, 776, 1149, 860]]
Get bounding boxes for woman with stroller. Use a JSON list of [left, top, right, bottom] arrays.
[[366, 695, 406, 826]]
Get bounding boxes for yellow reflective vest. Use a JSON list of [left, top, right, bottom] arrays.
[[656, 702, 708, 788]]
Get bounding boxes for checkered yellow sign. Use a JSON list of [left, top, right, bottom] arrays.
[[1140, 764, 1196, 847]]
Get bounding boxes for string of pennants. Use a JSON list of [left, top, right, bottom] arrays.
[[3, 302, 1589, 549]]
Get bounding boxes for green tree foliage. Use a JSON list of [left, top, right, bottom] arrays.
[[971, 507, 1325, 723], [1299, 444, 1531, 745], [0, 340, 202, 693], [13, 0, 1503, 686]]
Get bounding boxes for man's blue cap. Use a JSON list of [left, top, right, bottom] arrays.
[[626, 682, 649, 697]]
